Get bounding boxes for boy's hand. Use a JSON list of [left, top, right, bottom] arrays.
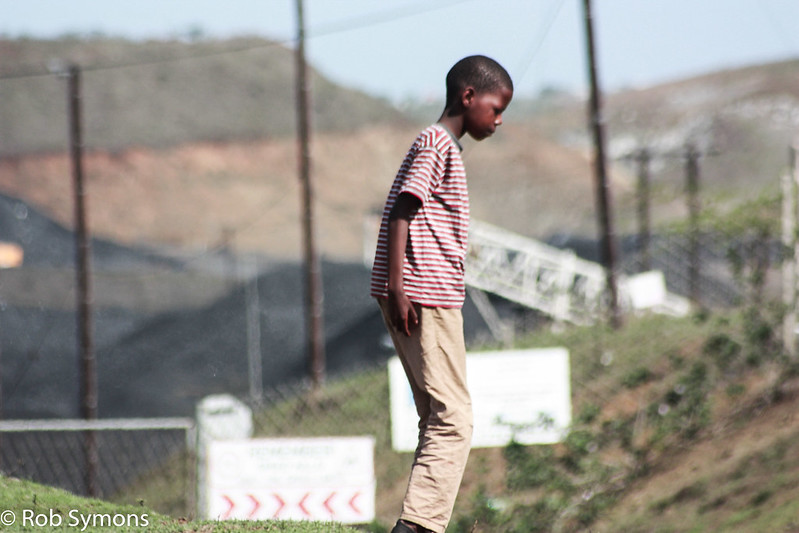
[[385, 192, 422, 336], [388, 289, 418, 337]]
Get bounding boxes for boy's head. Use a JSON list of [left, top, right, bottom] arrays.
[[445, 55, 513, 109], [442, 55, 513, 141]]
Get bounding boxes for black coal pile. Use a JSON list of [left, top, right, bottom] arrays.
[[1, 193, 492, 419]]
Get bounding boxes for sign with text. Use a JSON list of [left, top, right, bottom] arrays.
[[389, 348, 571, 451], [205, 436, 375, 523]]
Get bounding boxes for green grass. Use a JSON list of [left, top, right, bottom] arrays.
[[108, 451, 191, 518], [448, 307, 799, 532], [0, 476, 360, 532]]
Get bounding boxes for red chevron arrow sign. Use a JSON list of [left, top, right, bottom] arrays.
[[204, 437, 375, 524], [210, 488, 370, 522]]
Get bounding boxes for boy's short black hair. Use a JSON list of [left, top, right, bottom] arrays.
[[445, 55, 513, 108]]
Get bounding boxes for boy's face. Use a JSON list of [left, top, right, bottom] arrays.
[[462, 86, 513, 141]]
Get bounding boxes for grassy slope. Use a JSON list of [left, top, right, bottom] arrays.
[[151, 310, 799, 532], [432, 307, 799, 533], [254, 311, 799, 532], [0, 476, 360, 533]]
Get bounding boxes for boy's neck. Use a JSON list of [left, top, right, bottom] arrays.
[[437, 108, 464, 139]]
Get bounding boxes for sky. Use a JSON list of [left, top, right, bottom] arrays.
[[1, 0, 799, 104]]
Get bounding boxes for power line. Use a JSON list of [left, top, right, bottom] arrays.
[[0, 0, 477, 82], [514, 0, 568, 87], [0, 0, 502, 277], [0, 39, 288, 81], [178, 186, 296, 268], [308, 0, 475, 37]]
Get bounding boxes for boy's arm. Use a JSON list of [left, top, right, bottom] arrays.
[[387, 192, 422, 336]]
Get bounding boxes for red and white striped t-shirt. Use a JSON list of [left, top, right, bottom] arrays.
[[370, 123, 469, 308]]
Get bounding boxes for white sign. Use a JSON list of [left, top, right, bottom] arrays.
[[205, 437, 375, 523], [389, 348, 571, 451], [626, 270, 668, 310]]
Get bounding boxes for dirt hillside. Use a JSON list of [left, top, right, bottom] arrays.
[[0, 122, 604, 261], [3, 39, 798, 263]]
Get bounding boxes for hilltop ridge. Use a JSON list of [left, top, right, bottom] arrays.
[[0, 36, 408, 156]]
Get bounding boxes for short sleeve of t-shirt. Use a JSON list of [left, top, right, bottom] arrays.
[[399, 145, 445, 204]]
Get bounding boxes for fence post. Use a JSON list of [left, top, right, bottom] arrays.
[[684, 142, 701, 308], [195, 395, 253, 519], [785, 146, 799, 357], [242, 255, 263, 406], [635, 148, 652, 272]]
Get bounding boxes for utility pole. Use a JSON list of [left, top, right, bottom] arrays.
[[582, 0, 620, 327], [68, 64, 98, 497], [295, 0, 325, 390]]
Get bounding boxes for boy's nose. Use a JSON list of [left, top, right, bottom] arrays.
[[495, 115, 503, 126]]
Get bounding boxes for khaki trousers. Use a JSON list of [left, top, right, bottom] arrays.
[[379, 299, 473, 533]]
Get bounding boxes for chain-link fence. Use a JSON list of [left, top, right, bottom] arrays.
[[623, 232, 746, 308], [0, 418, 195, 517], [0, 369, 393, 521]]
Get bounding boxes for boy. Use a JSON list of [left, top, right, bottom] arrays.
[[370, 55, 513, 533]]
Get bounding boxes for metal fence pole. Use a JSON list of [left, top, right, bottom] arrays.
[[786, 145, 799, 357], [684, 142, 701, 308], [635, 148, 652, 272], [244, 256, 263, 405]]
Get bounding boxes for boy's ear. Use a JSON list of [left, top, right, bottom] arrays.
[[460, 86, 476, 108]]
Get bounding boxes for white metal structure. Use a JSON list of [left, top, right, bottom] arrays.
[[466, 220, 608, 325], [466, 220, 690, 325]]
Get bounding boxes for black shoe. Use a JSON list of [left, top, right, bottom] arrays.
[[390, 520, 417, 533]]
